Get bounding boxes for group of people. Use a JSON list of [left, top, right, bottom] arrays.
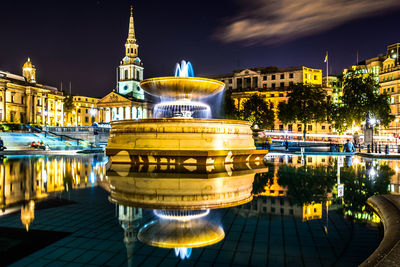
[[30, 141, 46, 150]]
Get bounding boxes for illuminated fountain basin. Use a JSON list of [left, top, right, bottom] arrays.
[[107, 118, 265, 165]]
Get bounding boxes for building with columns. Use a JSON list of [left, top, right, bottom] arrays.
[[97, 6, 152, 123], [64, 96, 100, 126], [0, 58, 64, 126], [210, 66, 331, 133]]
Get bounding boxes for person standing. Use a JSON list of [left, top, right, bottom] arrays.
[[345, 139, 355, 152]]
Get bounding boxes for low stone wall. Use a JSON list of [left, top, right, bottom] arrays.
[[45, 126, 110, 144], [361, 194, 400, 266]]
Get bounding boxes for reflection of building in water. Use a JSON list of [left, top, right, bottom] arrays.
[[0, 155, 106, 231], [236, 196, 322, 221], [265, 154, 334, 167], [20, 200, 35, 231], [116, 204, 142, 267]]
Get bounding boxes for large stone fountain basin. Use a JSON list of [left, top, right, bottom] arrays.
[[139, 77, 225, 99], [106, 118, 267, 165]]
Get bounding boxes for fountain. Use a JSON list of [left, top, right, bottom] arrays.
[[106, 60, 266, 165]]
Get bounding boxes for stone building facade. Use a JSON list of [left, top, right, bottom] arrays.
[[211, 66, 331, 134], [0, 58, 64, 126]]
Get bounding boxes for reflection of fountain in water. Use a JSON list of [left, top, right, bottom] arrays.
[[175, 247, 192, 260], [154, 60, 212, 119], [154, 209, 210, 221]]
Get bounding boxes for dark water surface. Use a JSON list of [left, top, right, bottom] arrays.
[[0, 154, 394, 266]]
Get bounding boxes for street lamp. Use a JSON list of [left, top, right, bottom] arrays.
[[368, 116, 378, 152]]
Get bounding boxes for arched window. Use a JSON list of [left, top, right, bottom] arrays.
[[131, 48, 134, 53], [135, 49, 137, 54], [136, 71, 140, 80], [124, 69, 129, 79]]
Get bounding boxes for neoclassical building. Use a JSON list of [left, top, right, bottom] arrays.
[[97, 7, 152, 122], [0, 58, 64, 125]]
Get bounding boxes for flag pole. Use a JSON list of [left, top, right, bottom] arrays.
[[326, 51, 329, 87]]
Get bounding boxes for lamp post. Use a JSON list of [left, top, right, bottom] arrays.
[[368, 117, 378, 152]]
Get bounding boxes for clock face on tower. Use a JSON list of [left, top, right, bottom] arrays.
[[123, 56, 130, 63]]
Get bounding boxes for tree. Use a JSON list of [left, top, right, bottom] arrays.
[[278, 83, 328, 140], [63, 92, 74, 113], [239, 94, 275, 129], [329, 73, 394, 132]]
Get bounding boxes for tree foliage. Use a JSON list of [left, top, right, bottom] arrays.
[[62, 92, 74, 113], [239, 94, 275, 129], [329, 73, 394, 132], [278, 83, 328, 139]]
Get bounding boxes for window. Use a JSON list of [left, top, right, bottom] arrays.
[[263, 76, 267, 81], [288, 124, 292, 131], [289, 209, 294, 215], [136, 71, 140, 79], [271, 207, 275, 213], [280, 199, 284, 205], [308, 125, 312, 131], [271, 75, 276, 80], [271, 199, 275, 204], [271, 83, 276, 89], [279, 93, 283, 97], [392, 87, 395, 92], [280, 82, 284, 88], [298, 125, 302, 132], [228, 79, 232, 84], [78, 98, 81, 101], [279, 125, 284, 131], [308, 157, 312, 163], [263, 84, 267, 88], [280, 74, 284, 79], [85, 109, 88, 114], [314, 75, 317, 80], [21, 96, 24, 104], [271, 94, 275, 97], [289, 73, 294, 78], [322, 125, 326, 130], [229, 86, 232, 90], [78, 109, 81, 113], [125, 69, 129, 79], [289, 81, 294, 86], [85, 117, 89, 123], [11, 95, 14, 103], [263, 207, 267, 212]]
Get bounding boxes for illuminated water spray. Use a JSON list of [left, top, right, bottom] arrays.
[[153, 60, 212, 119]]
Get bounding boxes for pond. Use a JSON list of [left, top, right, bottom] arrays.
[[0, 153, 396, 266]]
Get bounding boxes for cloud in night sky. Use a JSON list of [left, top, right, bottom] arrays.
[[216, 0, 400, 45]]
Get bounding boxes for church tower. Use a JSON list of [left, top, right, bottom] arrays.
[[118, 6, 144, 100], [22, 58, 36, 83]]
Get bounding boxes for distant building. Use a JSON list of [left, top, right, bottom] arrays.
[[211, 66, 330, 133], [0, 58, 64, 125], [64, 96, 100, 126], [343, 42, 400, 136], [97, 7, 152, 123]]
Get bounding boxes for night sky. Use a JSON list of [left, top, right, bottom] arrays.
[[1, 0, 400, 97]]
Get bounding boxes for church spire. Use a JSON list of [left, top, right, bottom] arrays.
[[124, 5, 138, 60], [127, 5, 136, 42]]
